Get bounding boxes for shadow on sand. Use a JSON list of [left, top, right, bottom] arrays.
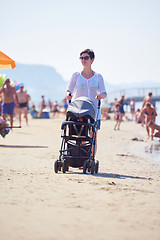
[[0, 144, 48, 149], [62, 171, 147, 180], [93, 172, 147, 180]]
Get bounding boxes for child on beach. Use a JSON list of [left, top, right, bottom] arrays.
[[114, 103, 121, 130], [135, 109, 142, 124]]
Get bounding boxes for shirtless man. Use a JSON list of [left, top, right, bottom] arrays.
[[0, 78, 18, 128], [16, 85, 29, 126]]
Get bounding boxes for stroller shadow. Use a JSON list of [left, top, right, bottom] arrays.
[[94, 172, 147, 180], [66, 171, 147, 180], [0, 144, 48, 149]]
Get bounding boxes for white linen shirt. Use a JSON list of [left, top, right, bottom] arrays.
[[67, 72, 107, 120]]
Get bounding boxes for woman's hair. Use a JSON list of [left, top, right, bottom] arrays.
[[80, 49, 95, 59], [145, 102, 151, 107]]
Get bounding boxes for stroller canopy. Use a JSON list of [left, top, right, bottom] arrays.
[[67, 97, 96, 122]]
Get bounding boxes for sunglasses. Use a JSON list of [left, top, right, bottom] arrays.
[[79, 56, 90, 60]]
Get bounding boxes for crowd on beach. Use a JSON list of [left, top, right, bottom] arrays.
[[0, 78, 160, 141], [109, 92, 160, 140], [30, 95, 68, 119], [0, 78, 68, 134], [0, 49, 160, 143]]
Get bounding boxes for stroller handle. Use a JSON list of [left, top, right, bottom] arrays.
[[98, 100, 101, 108], [68, 93, 72, 104]]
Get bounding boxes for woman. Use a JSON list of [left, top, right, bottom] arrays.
[[118, 94, 125, 123], [66, 49, 107, 158], [141, 102, 157, 140]]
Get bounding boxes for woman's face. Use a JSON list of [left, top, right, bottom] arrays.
[[80, 53, 94, 67]]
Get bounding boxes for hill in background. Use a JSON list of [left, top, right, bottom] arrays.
[[0, 63, 68, 104]]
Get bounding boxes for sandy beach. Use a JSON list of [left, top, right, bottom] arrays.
[[0, 114, 160, 240]]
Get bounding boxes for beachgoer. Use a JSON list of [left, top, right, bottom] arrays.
[[30, 104, 38, 118], [148, 121, 160, 138], [118, 94, 125, 123], [48, 99, 52, 111], [141, 92, 153, 125], [129, 98, 135, 120], [142, 92, 153, 108], [140, 102, 157, 140], [66, 49, 107, 158], [102, 110, 110, 120], [114, 103, 121, 130], [0, 78, 19, 128], [62, 96, 68, 113], [52, 100, 59, 117], [41, 95, 46, 111], [135, 109, 142, 124], [113, 98, 118, 120], [16, 85, 29, 126]]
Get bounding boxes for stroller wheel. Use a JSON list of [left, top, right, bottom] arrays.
[[83, 160, 87, 174], [58, 165, 62, 171], [62, 160, 67, 173], [54, 160, 59, 173], [91, 161, 95, 174], [95, 160, 99, 174]]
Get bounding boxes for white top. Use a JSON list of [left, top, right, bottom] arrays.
[[67, 72, 107, 119]]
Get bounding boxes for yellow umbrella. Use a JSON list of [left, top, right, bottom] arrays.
[[0, 51, 16, 69]]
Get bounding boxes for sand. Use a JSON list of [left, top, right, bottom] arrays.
[[0, 114, 160, 240]]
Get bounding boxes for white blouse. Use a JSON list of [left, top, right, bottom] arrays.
[[67, 72, 107, 119]]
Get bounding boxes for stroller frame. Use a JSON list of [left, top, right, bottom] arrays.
[[54, 99, 100, 174]]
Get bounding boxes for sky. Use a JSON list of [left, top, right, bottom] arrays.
[[1, 0, 160, 85]]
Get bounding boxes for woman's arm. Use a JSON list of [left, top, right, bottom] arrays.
[[140, 107, 146, 116]]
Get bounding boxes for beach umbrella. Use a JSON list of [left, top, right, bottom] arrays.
[[15, 81, 23, 90], [0, 51, 16, 69]]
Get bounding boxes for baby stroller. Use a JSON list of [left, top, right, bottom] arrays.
[[54, 96, 100, 174]]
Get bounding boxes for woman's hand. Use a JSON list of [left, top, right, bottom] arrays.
[[96, 92, 107, 100]]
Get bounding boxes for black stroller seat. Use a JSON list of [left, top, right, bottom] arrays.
[[54, 97, 100, 174]]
